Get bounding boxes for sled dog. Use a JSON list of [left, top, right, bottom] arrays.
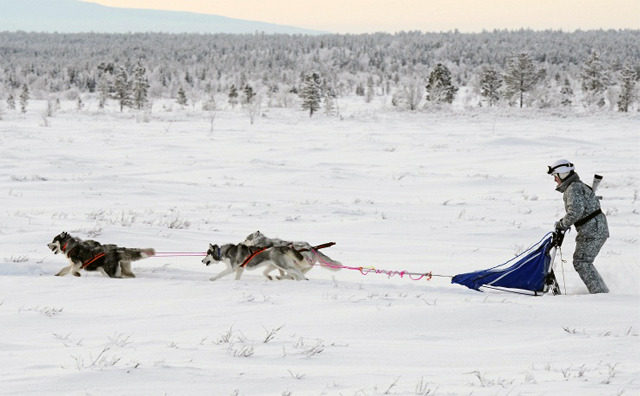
[[243, 231, 342, 278], [202, 243, 310, 281], [47, 232, 155, 278]]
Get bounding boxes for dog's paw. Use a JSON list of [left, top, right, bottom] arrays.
[[209, 277, 217, 281], [73, 272, 81, 277]]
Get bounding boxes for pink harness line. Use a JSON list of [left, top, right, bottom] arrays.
[[309, 249, 433, 281], [153, 252, 207, 257]]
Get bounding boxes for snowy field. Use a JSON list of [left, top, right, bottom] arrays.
[[0, 100, 638, 396]]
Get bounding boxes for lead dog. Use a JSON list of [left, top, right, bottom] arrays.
[[47, 232, 155, 278], [202, 243, 310, 281], [243, 231, 342, 279]]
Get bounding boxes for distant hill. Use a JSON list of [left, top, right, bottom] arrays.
[[0, 0, 327, 35]]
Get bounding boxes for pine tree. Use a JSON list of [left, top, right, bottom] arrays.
[[617, 61, 637, 112], [6, 93, 15, 110], [479, 66, 502, 107], [426, 63, 458, 104], [176, 86, 188, 107], [228, 84, 239, 108], [300, 71, 322, 117], [243, 84, 255, 105], [113, 66, 133, 112], [323, 80, 337, 116], [365, 76, 375, 103], [580, 50, 609, 108], [19, 84, 29, 113], [560, 78, 574, 107], [503, 52, 540, 108], [132, 60, 150, 110]]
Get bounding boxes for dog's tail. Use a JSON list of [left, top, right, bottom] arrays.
[[282, 248, 311, 271], [118, 248, 156, 261], [310, 250, 342, 271]]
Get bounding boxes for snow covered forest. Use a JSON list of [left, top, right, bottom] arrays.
[[0, 29, 639, 114]]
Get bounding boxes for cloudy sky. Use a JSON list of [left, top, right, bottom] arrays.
[[83, 0, 639, 33]]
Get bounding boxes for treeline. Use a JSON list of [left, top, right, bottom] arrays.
[[0, 29, 638, 113]]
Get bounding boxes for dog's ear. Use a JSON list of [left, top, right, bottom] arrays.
[[61, 231, 68, 237]]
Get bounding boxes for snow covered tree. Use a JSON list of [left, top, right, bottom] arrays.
[[6, 93, 15, 110], [300, 71, 322, 117], [580, 50, 609, 108], [243, 84, 255, 105], [203, 93, 216, 111], [323, 79, 337, 116], [113, 66, 133, 112], [617, 61, 637, 112], [392, 79, 423, 111], [247, 93, 262, 125], [479, 66, 502, 106], [504, 52, 540, 108], [560, 78, 574, 107], [425, 63, 458, 104], [228, 84, 239, 108], [176, 86, 188, 107], [365, 76, 375, 103], [19, 84, 29, 113], [97, 76, 110, 109], [132, 60, 150, 110]]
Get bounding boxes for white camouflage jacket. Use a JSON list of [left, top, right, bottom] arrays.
[[556, 172, 609, 241]]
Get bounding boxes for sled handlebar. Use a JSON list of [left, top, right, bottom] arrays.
[[551, 228, 566, 248]]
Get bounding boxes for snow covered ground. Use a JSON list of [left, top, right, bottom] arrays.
[[1, 101, 638, 395]]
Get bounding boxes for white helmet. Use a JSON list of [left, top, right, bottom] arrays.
[[547, 159, 574, 176]]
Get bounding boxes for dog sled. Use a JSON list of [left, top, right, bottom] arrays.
[[451, 229, 565, 296]]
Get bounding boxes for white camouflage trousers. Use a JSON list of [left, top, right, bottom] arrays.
[[573, 237, 609, 294]]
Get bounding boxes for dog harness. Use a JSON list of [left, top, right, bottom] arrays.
[[240, 247, 268, 268], [81, 253, 106, 269], [240, 242, 337, 268], [296, 242, 336, 252]]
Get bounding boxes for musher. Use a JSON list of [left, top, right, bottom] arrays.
[[548, 159, 609, 294]]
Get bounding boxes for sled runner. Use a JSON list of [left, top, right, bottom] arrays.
[[452, 230, 565, 296]]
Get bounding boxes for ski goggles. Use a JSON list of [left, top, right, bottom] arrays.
[[547, 162, 573, 175]]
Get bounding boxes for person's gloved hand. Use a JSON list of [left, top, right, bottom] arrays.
[[554, 220, 567, 231]]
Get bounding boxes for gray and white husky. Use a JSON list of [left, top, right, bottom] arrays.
[[202, 243, 310, 281], [47, 231, 155, 278], [243, 231, 342, 279]]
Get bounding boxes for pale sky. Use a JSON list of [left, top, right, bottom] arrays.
[[83, 0, 639, 33]]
